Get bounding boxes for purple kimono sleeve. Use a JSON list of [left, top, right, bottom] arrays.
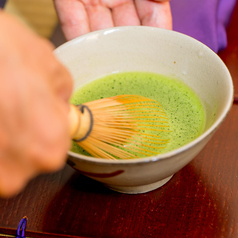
[[170, 0, 237, 52], [0, 0, 6, 8]]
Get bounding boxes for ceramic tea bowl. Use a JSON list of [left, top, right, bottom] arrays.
[[54, 26, 233, 194]]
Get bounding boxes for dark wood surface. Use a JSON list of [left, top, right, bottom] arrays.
[[1, 3, 238, 238]]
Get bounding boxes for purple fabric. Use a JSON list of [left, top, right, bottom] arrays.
[[0, 0, 6, 8], [170, 0, 237, 52]]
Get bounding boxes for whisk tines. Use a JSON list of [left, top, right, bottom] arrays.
[[70, 95, 171, 160]]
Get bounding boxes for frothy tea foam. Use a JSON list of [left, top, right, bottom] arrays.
[[70, 72, 206, 157]]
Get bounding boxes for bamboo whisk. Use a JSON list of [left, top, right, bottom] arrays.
[[69, 95, 171, 160]]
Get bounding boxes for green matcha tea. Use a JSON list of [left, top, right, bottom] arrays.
[[70, 72, 206, 157]]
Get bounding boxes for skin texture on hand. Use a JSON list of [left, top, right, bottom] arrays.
[[0, 11, 73, 197], [54, 0, 172, 40]]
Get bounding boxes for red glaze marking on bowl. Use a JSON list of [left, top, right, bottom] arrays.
[[76, 169, 124, 178]]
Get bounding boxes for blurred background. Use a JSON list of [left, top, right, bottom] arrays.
[[5, 0, 66, 46]]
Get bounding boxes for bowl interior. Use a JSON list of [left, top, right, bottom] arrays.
[[55, 26, 233, 163]]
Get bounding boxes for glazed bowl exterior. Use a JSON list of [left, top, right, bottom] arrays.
[[54, 26, 233, 194]]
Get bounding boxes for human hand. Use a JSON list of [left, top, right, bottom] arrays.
[[54, 0, 172, 40], [0, 11, 73, 197]]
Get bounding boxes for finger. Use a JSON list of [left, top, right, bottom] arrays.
[[54, 0, 90, 40], [112, 1, 140, 26], [0, 155, 37, 197], [52, 63, 73, 103], [86, 4, 113, 31], [28, 94, 71, 172], [0, 171, 29, 198], [37, 38, 73, 103], [48, 57, 73, 103], [135, 0, 172, 30], [18, 70, 71, 172]]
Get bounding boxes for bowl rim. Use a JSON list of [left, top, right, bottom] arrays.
[[62, 26, 234, 165]]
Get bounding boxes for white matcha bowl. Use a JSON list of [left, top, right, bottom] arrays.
[[55, 26, 233, 194]]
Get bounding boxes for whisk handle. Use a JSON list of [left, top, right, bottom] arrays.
[[69, 104, 93, 141]]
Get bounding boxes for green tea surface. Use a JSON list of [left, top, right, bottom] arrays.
[[70, 72, 206, 156]]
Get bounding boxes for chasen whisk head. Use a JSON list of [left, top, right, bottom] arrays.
[[69, 95, 171, 160]]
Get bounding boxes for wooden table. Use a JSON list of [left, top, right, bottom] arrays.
[[1, 4, 238, 238]]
